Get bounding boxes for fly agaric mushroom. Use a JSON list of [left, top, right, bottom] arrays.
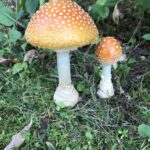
[[25, 0, 98, 107], [96, 36, 122, 98]]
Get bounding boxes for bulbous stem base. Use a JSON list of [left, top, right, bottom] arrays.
[[97, 76, 114, 98], [54, 84, 79, 107]]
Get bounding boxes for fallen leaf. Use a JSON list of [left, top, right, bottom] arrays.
[[119, 86, 125, 94], [46, 141, 56, 150], [140, 56, 146, 60], [0, 57, 11, 65], [0, 57, 19, 66], [23, 49, 38, 63], [38, 53, 46, 65], [112, 3, 120, 24], [4, 117, 33, 150]]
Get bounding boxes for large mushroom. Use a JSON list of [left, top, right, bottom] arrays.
[[25, 0, 98, 107], [96, 36, 122, 98]]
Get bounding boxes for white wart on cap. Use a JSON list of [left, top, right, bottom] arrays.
[[25, 0, 99, 51]]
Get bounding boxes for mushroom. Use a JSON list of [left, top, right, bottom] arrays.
[[25, 0, 98, 107], [96, 36, 122, 98]]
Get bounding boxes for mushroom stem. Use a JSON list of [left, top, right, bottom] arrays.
[[57, 51, 71, 87], [101, 64, 112, 79], [54, 51, 79, 107], [97, 64, 114, 98]]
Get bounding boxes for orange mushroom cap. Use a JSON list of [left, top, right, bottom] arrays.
[[96, 37, 122, 64], [25, 0, 98, 51]]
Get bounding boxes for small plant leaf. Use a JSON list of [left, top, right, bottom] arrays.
[[77, 83, 85, 92], [22, 132, 31, 141], [142, 34, 150, 40], [99, 6, 109, 19], [0, 48, 12, 57], [85, 131, 94, 140], [138, 124, 150, 137], [12, 62, 28, 75], [91, 4, 109, 19], [96, 0, 107, 5], [25, 0, 39, 16], [0, 7, 16, 26], [9, 29, 22, 43]]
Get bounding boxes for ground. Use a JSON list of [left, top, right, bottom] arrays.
[[0, 46, 149, 149], [0, 0, 150, 149]]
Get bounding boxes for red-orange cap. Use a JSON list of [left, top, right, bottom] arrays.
[[25, 0, 98, 51], [96, 37, 122, 64]]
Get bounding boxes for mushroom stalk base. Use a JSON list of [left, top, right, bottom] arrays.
[[54, 51, 79, 107], [97, 64, 114, 98], [54, 84, 79, 107]]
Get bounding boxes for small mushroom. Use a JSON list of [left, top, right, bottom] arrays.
[[96, 36, 122, 98], [25, 0, 98, 107]]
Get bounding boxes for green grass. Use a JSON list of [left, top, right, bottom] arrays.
[[0, 47, 149, 149]]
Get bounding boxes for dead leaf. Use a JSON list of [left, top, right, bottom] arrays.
[[140, 56, 146, 60], [112, 3, 120, 24], [12, 58, 20, 64], [46, 141, 56, 150], [23, 49, 38, 63], [38, 53, 46, 65], [0, 57, 19, 66], [119, 86, 125, 94], [4, 117, 33, 150], [0, 58, 11, 65]]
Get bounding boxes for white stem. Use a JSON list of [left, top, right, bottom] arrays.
[[97, 64, 114, 98], [57, 51, 71, 86], [101, 64, 112, 79], [54, 50, 79, 107]]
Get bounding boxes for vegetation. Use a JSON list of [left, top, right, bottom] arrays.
[[0, 0, 149, 149]]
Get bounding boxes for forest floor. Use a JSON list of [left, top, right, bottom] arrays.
[[0, 0, 150, 149]]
